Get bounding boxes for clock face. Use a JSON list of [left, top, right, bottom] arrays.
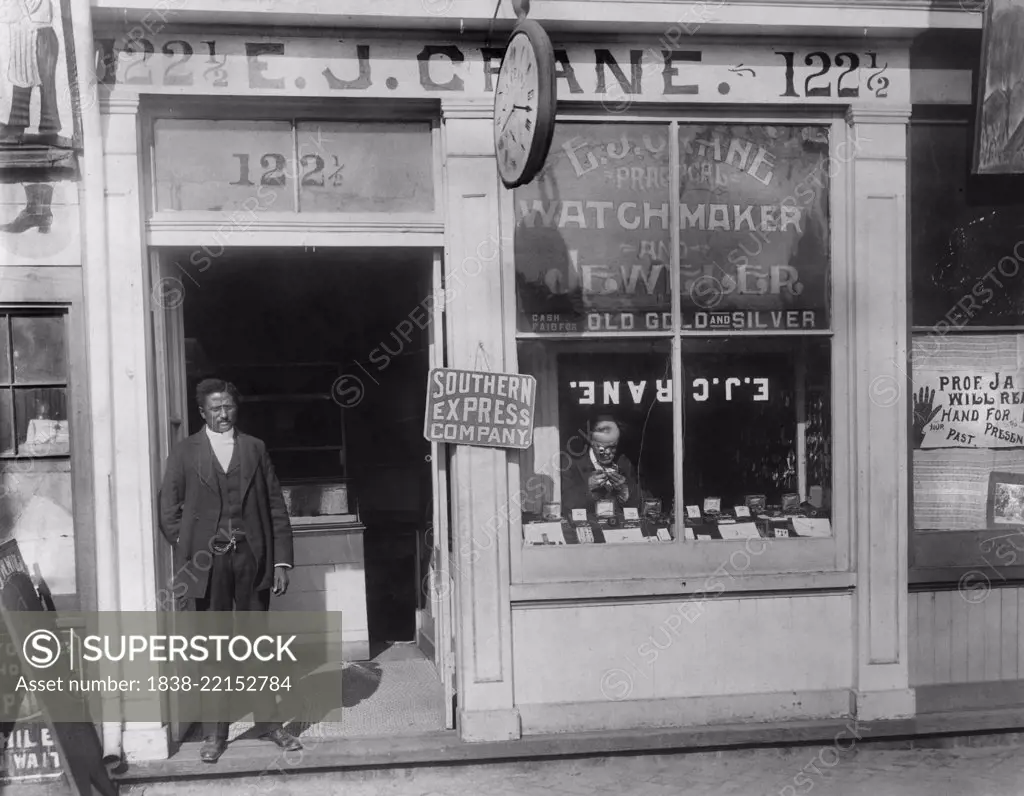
[[493, 20, 556, 188]]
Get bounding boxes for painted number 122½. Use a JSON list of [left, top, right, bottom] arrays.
[[229, 153, 343, 188], [775, 51, 889, 99]]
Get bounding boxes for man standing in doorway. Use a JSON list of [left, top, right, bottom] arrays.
[[158, 379, 303, 763]]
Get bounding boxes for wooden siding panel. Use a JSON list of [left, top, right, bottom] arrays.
[[1001, 588, 1018, 680], [933, 589, 953, 684], [910, 587, 1024, 686]]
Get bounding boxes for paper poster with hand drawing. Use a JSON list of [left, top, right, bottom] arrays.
[[913, 371, 1024, 449]]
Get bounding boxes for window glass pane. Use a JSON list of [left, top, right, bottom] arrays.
[[295, 122, 434, 213], [910, 120, 1024, 545], [153, 119, 296, 213], [678, 124, 831, 331], [14, 388, 69, 456], [679, 337, 832, 539], [910, 122, 1024, 327], [0, 390, 13, 456], [514, 122, 672, 335], [12, 316, 65, 383], [0, 461, 75, 594], [0, 316, 8, 384], [518, 340, 675, 545]]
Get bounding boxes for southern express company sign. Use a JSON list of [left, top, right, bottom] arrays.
[[96, 34, 907, 106]]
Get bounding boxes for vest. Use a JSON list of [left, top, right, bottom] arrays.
[[213, 444, 246, 536]]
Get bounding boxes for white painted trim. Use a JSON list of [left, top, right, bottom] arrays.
[[846, 106, 913, 124], [830, 115, 853, 576], [441, 99, 495, 120], [670, 120, 684, 544], [91, 0, 983, 33], [146, 216, 445, 248], [459, 708, 523, 742], [844, 109, 912, 699], [560, 110, 841, 125], [518, 689, 852, 736], [99, 92, 140, 115], [502, 176, 526, 596], [515, 330, 833, 339], [510, 571, 857, 603], [856, 687, 916, 720]]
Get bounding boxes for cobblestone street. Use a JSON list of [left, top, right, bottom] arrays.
[[128, 741, 1024, 796]]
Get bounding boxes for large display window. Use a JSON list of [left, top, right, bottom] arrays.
[[909, 112, 1024, 580], [509, 116, 846, 589]]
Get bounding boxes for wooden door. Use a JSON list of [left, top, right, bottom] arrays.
[[149, 251, 194, 744], [414, 251, 455, 729]]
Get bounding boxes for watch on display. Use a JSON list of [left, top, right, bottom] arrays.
[[745, 494, 767, 515]]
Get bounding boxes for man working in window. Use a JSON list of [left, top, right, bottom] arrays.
[[158, 379, 303, 763], [561, 413, 643, 519]]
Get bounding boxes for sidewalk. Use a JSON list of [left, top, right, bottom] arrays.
[[12, 706, 1024, 796], [116, 741, 1024, 796], [115, 704, 1024, 782]]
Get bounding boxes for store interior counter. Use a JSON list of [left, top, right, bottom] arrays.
[[271, 514, 370, 662]]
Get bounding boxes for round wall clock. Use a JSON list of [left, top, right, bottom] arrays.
[[493, 19, 557, 189]]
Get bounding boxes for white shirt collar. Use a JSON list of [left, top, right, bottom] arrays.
[[205, 425, 236, 442]]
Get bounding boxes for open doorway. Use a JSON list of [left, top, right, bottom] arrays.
[[152, 246, 454, 741]]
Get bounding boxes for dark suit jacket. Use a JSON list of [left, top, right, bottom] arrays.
[[158, 429, 294, 601], [561, 452, 642, 517]]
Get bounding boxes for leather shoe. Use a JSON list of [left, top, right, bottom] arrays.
[[260, 727, 302, 751], [199, 737, 227, 763]]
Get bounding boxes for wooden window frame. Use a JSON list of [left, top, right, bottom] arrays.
[[0, 268, 94, 612], [908, 106, 1024, 587], [504, 108, 854, 600], [139, 97, 446, 250]]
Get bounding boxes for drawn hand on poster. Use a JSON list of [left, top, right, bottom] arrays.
[[912, 386, 942, 449]]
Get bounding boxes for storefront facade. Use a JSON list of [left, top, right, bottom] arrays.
[[0, 0, 95, 784], [33, 0, 1022, 766]]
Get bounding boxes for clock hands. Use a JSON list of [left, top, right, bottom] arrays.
[[498, 103, 533, 136], [498, 106, 517, 135]]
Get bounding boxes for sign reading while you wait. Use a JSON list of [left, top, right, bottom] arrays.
[[424, 368, 537, 450]]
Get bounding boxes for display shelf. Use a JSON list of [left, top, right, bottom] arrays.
[[243, 394, 333, 403], [289, 514, 360, 528], [281, 476, 360, 530], [269, 445, 346, 452], [217, 361, 348, 484]]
